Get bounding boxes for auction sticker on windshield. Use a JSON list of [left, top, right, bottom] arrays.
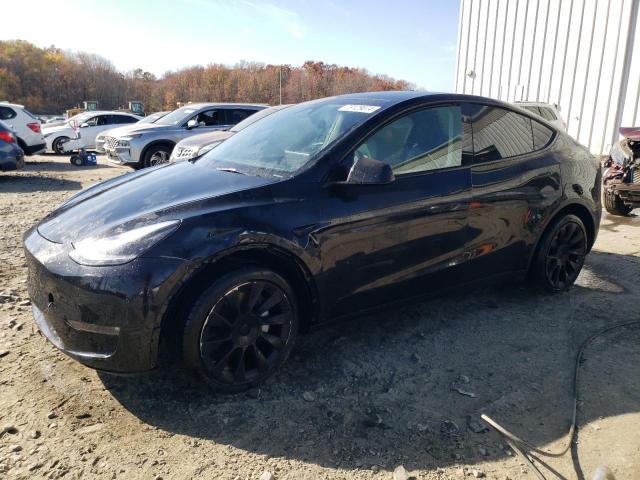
[[338, 105, 381, 114]]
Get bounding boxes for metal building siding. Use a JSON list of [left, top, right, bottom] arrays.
[[456, 0, 640, 154]]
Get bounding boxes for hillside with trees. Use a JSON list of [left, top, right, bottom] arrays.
[[0, 40, 414, 114]]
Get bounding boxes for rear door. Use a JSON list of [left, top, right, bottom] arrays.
[[462, 103, 561, 276], [315, 103, 474, 317]]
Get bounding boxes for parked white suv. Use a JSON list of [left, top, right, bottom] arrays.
[[514, 102, 566, 131], [43, 111, 141, 154], [0, 102, 46, 155]]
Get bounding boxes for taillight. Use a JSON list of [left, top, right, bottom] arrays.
[[0, 131, 15, 143], [27, 122, 41, 133]]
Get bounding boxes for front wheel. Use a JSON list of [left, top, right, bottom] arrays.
[[142, 145, 172, 168], [182, 268, 299, 393], [603, 190, 632, 216], [531, 214, 588, 293], [52, 136, 71, 154]]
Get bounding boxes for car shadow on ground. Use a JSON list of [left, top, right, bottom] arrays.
[[0, 174, 83, 193], [99, 251, 640, 475]]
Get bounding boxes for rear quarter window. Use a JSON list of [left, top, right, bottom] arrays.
[[468, 105, 534, 162], [532, 120, 556, 150], [0, 107, 16, 120]]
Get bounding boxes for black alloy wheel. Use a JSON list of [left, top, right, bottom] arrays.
[[533, 214, 588, 292], [183, 268, 298, 392], [53, 136, 71, 154]]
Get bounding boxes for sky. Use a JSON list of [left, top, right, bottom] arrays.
[[3, 0, 460, 91]]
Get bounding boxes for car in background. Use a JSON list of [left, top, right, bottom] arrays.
[[43, 116, 67, 127], [43, 111, 142, 154], [170, 105, 291, 162], [602, 126, 640, 215], [95, 111, 170, 153], [103, 103, 266, 168], [514, 101, 566, 131], [24, 91, 601, 392], [0, 102, 46, 155], [0, 120, 25, 172]]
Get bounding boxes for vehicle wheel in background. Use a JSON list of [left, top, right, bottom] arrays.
[[142, 145, 172, 168], [182, 267, 299, 393], [52, 136, 71, 154], [603, 190, 632, 216], [531, 214, 588, 293]]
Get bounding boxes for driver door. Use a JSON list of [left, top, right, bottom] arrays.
[[315, 104, 474, 318]]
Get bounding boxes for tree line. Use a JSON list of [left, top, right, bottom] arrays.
[[0, 40, 414, 114]]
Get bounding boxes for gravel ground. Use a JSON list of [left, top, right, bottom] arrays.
[[1, 154, 639, 480]]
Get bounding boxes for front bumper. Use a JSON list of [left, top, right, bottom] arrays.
[[612, 182, 640, 205], [24, 228, 190, 373]]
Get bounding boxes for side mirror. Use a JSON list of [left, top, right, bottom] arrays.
[[80, 122, 90, 128], [345, 157, 395, 185], [187, 119, 198, 129]]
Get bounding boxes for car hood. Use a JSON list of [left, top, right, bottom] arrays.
[[36, 161, 277, 244], [176, 131, 234, 149], [619, 127, 640, 141], [97, 124, 140, 139], [112, 123, 175, 137]]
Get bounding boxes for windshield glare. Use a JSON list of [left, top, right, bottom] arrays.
[[230, 105, 288, 133], [199, 99, 381, 177], [155, 107, 198, 126]]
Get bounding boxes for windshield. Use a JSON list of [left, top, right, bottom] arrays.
[[66, 113, 92, 126], [155, 106, 198, 126], [198, 98, 383, 178], [230, 105, 290, 133]]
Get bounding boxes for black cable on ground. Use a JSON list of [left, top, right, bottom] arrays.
[[480, 320, 640, 480]]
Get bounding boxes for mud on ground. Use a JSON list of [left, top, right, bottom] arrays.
[[1, 155, 639, 480]]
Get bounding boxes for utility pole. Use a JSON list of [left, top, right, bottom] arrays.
[[279, 66, 282, 105]]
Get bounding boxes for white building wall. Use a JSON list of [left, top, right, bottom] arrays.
[[455, 0, 640, 154]]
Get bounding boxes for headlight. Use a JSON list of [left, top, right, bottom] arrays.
[[121, 134, 142, 141], [69, 220, 181, 266], [610, 142, 629, 166]]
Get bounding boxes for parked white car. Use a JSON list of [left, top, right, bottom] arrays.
[[0, 102, 46, 155], [95, 111, 169, 153], [514, 102, 566, 131], [43, 111, 141, 154]]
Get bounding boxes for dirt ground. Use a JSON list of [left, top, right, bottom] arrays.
[[1, 154, 639, 480]]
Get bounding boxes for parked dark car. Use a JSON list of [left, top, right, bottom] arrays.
[[24, 92, 601, 392], [0, 120, 25, 172], [602, 127, 640, 215]]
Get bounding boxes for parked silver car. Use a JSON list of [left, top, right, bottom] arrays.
[[103, 103, 266, 168], [95, 111, 170, 153], [170, 105, 291, 162]]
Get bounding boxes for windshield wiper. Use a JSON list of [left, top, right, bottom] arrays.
[[216, 167, 248, 175]]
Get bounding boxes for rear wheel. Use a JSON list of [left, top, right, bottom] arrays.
[[531, 214, 588, 292], [603, 190, 632, 216], [52, 136, 71, 154], [182, 267, 299, 393], [142, 145, 172, 168]]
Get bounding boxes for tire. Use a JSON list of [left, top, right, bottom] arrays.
[[142, 144, 172, 168], [70, 155, 83, 166], [52, 136, 71, 155], [182, 267, 299, 393], [531, 214, 588, 293], [603, 190, 632, 216]]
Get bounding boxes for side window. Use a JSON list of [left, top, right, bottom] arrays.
[[196, 109, 222, 126], [532, 120, 555, 150], [84, 116, 99, 127], [226, 109, 253, 125], [522, 106, 542, 117], [0, 107, 17, 120], [468, 105, 534, 162], [353, 105, 463, 175], [114, 115, 137, 124]]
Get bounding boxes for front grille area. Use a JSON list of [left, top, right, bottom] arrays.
[[174, 147, 195, 158], [633, 166, 640, 184], [104, 136, 118, 150]]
